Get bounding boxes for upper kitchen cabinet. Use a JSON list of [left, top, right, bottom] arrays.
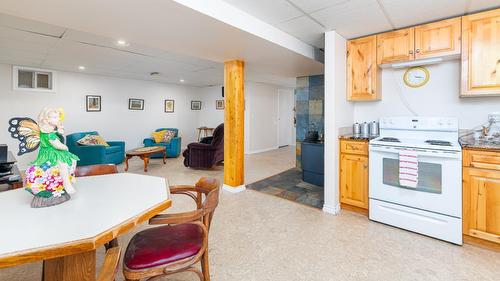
[[377, 28, 414, 65], [414, 17, 461, 59], [347, 35, 380, 101], [461, 9, 500, 97]]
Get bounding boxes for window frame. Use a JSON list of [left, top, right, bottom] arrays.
[[13, 66, 57, 93]]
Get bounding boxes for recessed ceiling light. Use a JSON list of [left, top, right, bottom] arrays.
[[78, 66, 86, 70], [116, 39, 129, 47], [180, 79, 185, 83]]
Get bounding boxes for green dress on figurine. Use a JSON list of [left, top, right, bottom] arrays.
[[32, 132, 79, 166]]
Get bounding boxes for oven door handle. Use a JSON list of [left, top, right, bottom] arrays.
[[369, 145, 462, 159]]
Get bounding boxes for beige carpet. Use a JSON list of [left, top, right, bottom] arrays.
[[2, 147, 500, 281]]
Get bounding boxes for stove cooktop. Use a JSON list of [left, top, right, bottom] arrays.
[[378, 137, 401, 143], [425, 140, 452, 146]]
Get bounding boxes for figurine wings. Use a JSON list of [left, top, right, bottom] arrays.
[[8, 117, 41, 156]]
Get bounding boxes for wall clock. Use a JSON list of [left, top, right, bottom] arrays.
[[403, 66, 429, 88]]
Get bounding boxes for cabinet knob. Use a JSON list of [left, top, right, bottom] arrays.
[[364, 164, 368, 169], [415, 49, 420, 53], [409, 50, 414, 55]]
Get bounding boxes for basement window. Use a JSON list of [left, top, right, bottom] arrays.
[[13, 66, 56, 92]]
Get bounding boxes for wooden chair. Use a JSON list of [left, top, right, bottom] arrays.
[[122, 177, 220, 281], [97, 247, 121, 281], [75, 164, 118, 177]]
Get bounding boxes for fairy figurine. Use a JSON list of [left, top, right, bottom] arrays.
[[8, 108, 80, 207]]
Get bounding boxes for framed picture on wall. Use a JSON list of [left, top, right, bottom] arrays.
[[129, 98, 144, 110], [191, 100, 202, 110], [86, 95, 101, 112], [216, 99, 224, 110], [164, 99, 174, 113]]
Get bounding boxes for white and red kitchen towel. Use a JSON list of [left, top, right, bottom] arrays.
[[399, 149, 418, 188]]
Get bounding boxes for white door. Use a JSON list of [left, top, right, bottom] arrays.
[[278, 89, 294, 147]]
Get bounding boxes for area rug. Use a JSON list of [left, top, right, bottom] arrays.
[[246, 168, 324, 209]]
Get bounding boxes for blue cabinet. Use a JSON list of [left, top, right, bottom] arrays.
[[301, 142, 324, 186]]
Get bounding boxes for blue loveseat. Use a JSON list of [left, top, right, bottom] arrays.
[[143, 128, 181, 158], [66, 131, 125, 166]]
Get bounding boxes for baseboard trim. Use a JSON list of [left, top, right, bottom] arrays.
[[323, 203, 341, 215], [223, 184, 246, 193], [245, 146, 278, 155]]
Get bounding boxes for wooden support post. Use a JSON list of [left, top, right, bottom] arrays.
[[223, 60, 245, 192], [43, 250, 96, 281]]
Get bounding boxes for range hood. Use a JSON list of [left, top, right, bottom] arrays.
[[379, 55, 460, 69]]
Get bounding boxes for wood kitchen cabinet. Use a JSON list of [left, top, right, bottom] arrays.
[[462, 149, 500, 249], [414, 17, 461, 59], [340, 139, 369, 214], [347, 35, 380, 101], [377, 28, 414, 65], [461, 9, 500, 97]]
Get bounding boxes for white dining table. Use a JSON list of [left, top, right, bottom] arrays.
[[0, 173, 171, 281]]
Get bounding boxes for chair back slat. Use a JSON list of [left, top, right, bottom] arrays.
[[75, 164, 118, 177], [194, 177, 220, 229]]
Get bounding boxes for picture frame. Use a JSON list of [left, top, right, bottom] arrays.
[[216, 99, 225, 110], [86, 95, 101, 112], [191, 100, 202, 110], [128, 98, 144, 110], [164, 99, 175, 113]]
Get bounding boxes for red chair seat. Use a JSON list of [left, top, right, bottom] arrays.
[[124, 224, 203, 270]]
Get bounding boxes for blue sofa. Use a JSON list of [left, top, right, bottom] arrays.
[[143, 128, 181, 158], [66, 131, 125, 166]]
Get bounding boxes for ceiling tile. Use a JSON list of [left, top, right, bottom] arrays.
[[289, 0, 349, 13], [0, 12, 66, 37], [311, 0, 392, 39], [222, 0, 302, 24], [466, 0, 500, 13], [380, 0, 466, 28], [277, 16, 325, 48]]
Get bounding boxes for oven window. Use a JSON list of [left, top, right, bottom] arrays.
[[382, 158, 442, 194]]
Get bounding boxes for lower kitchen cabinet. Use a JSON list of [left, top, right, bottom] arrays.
[[462, 149, 500, 249], [339, 139, 369, 214]]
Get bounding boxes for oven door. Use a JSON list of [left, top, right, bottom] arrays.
[[369, 144, 462, 217]]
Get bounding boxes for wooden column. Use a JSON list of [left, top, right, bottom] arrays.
[[224, 60, 245, 191], [43, 250, 96, 281]]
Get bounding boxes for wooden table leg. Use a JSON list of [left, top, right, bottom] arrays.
[[163, 151, 167, 164], [44, 250, 96, 281], [124, 155, 132, 171], [140, 156, 150, 172]]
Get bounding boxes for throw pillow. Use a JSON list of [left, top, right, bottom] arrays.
[[162, 130, 176, 143], [77, 134, 110, 146], [151, 130, 167, 143]]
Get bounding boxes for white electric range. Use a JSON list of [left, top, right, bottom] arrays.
[[369, 116, 462, 244]]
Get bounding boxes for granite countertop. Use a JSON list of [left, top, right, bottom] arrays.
[[459, 136, 500, 152]]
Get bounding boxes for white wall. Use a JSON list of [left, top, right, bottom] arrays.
[[324, 31, 351, 214], [198, 82, 294, 154], [0, 64, 201, 168], [353, 61, 500, 128]]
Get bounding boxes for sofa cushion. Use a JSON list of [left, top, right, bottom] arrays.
[[124, 224, 203, 270], [151, 130, 167, 143], [162, 130, 176, 143], [105, 146, 122, 154], [77, 134, 109, 147]]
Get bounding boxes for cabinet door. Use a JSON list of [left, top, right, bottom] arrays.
[[415, 17, 461, 59], [347, 35, 380, 101], [463, 168, 500, 244], [377, 28, 414, 65], [461, 9, 500, 97], [340, 154, 369, 209]]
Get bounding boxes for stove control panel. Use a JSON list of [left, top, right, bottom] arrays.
[[379, 117, 458, 131]]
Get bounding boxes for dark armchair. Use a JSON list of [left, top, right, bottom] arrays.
[[183, 124, 223, 168]]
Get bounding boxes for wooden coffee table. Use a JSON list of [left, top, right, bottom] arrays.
[[125, 146, 166, 172]]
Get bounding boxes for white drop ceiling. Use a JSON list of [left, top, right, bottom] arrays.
[[223, 0, 500, 48], [0, 12, 300, 88]]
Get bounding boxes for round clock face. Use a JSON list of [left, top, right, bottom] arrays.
[[403, 66, 429, 88]]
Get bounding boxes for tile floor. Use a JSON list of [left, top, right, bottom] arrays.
[[246, 168, 324, 208], [2, 146, 500, 281]]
